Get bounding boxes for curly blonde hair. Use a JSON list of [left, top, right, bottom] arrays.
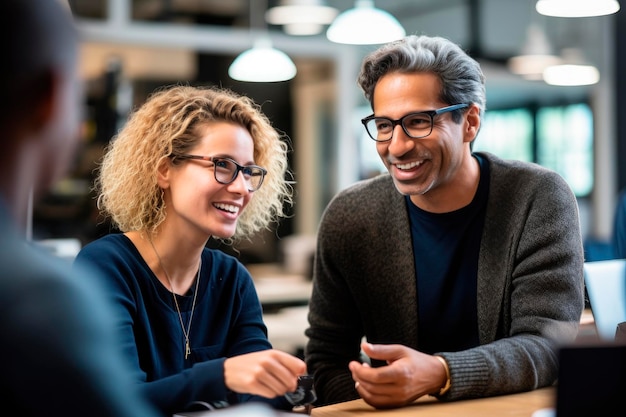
[[95, 84, 293, 241]]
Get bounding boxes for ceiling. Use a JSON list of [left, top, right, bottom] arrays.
[[69, 0, 617, 108]]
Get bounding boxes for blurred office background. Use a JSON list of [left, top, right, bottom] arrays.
[[35, 0, 626, 268]]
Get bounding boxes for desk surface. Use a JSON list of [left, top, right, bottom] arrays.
[[311, 387, 555, 417]]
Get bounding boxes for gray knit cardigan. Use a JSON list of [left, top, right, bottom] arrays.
[[305, 152, 585, 405]]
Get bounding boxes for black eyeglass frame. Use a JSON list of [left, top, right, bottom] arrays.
[[361, 103, 470, 142], [172, 154, 267, 192]]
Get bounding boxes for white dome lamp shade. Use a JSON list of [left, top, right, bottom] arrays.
[[536, 0, 620, 18], [265, 0, 339, 36], [543, 48, 600, 86], [228, 0, 297, 83], [508, 24, 563, 80], [228, 38, 297, 83], [543, 63, 600, 86], [326, 0, 406, 45]]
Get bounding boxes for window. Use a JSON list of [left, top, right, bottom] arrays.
[[476, 108, 533, 162], [536, 104, 594, 196], [475, 103, 593, 197]]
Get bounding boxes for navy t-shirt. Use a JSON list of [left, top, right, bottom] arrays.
[[407, 154, 489, 354]]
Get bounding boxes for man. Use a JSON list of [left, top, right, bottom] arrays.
[[0, 1, 159, 415], [305, 35, 585, 408]]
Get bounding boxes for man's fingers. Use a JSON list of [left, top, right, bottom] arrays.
[[361, 342, 406, 362]]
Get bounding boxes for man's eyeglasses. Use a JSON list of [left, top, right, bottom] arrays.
[[361, 103, 469, 142], [172, 155, 267, 192]]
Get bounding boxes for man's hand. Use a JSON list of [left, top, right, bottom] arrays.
[[349, 342, 448, 408]]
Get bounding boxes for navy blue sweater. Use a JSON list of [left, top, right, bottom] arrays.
[[75, 234, 288, 416]]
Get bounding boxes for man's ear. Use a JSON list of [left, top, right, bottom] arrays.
[[463, 104, 481, 144]]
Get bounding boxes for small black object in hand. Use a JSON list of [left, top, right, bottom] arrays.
[[285, 375, 316, 407]]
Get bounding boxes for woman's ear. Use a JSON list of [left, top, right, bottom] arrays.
[[463, 104, 481, 144], [156, 158, 171, 189]]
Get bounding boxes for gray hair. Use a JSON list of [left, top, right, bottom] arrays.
[[357, 35, 486, 122]]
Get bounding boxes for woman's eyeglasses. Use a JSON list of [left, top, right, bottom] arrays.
[[172, 154, 267, 192]]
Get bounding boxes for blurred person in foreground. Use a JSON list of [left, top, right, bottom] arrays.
[[305, 35, 585, 408], [74, 85, 307, 416], [0, 0, 159, 416]]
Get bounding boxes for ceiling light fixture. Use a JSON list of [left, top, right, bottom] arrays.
[[228, 0, 297, 82], [543, 64, 600, 86], [326, 0, 406, 45], [536, 0, 620, 18], [228, 38, 297, 82], [543, 48, 600, 86], [508, 24, 563, 80], [265, 0, 339, 36]]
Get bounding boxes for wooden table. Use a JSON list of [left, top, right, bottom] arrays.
[[311, 387, 555, 417]]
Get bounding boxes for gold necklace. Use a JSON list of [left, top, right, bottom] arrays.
[[148, 237, 201, 360]]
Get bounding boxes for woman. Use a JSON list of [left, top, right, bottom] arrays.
[[74, 85, 306, 416]]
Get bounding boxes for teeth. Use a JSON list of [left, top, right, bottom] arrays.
[[396, 160, 423, 170], [214, 203, 239, 214]]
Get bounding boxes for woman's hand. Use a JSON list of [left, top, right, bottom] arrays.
[[224, 349, 307, 398]]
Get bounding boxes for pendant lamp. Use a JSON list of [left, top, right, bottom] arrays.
[[536, 0, 620, 18], [326, 0, 406, 45], [543, 48, 600, 86], [508, 24, 563, 80], [228, 0, 297, 82], [228, 38, 297, 82], [265, 0, 339, 36]]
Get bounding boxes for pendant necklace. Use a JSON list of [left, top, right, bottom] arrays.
[[148, 237, 201, 359]]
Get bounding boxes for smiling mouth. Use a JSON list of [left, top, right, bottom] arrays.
[[214, 203, 239, 214], [395, 160, 424, 170]]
